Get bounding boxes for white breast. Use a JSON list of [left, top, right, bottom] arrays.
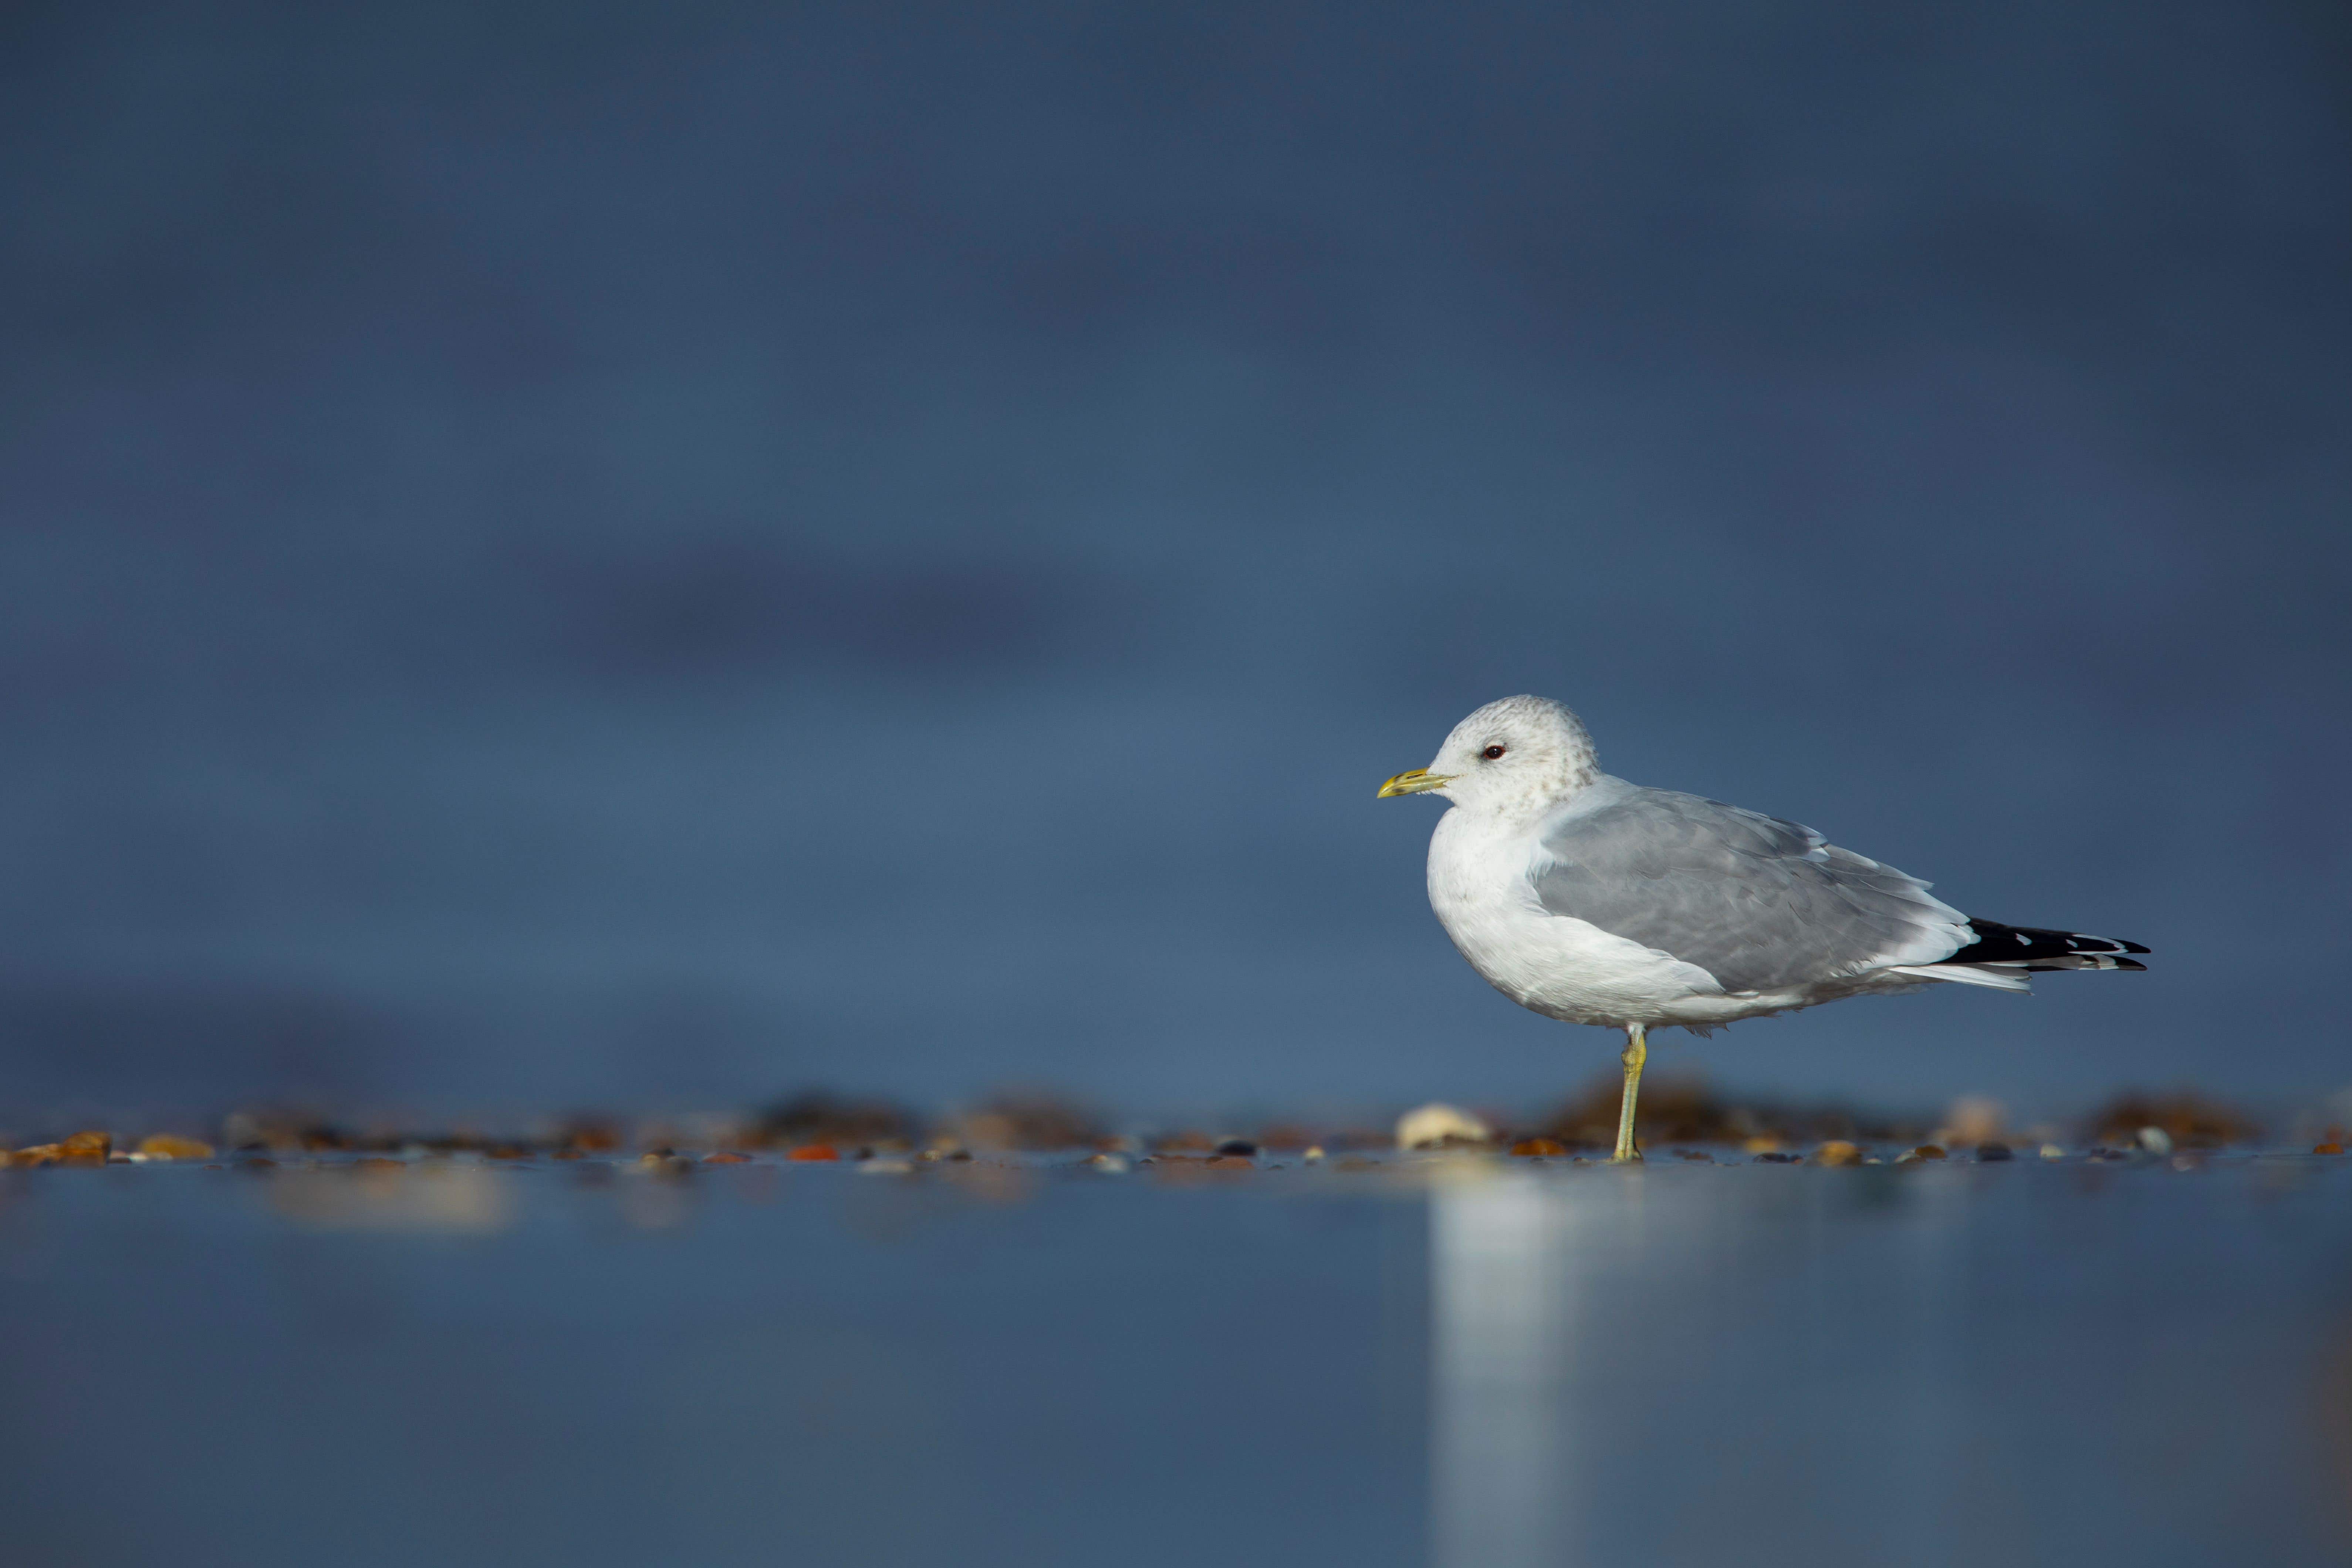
[[1425, 805, 1727, 1026]]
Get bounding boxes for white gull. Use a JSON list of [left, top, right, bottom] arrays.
[[1380, 695, 2147, 1162]]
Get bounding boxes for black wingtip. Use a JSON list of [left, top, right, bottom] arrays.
[[1946, 919, 2151, 967]]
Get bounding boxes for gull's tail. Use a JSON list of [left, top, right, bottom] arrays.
[[1885, 919, 2149, 993], [1939, 919, 2150, 971]]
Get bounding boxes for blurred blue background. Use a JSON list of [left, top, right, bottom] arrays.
[[0, 0, 2344, 1119]]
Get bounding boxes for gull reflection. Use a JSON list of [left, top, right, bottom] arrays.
[[1430, 1170, 1597, 1568], [1430, 1165, 1971, 1568]]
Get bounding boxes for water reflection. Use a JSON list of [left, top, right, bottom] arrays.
[[268, 1160, 514, 1232], [1428, 1166, 1976, 1568], [1430, 1170, 1591, 1567], [2, 1155, 2349, 1565]]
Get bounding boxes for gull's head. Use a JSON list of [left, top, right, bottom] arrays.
[[1378, 695, 1599, 814]]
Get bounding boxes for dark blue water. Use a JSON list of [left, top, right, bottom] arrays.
[[3, 1154, 2347, 1566]]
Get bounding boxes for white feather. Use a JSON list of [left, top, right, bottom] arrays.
[[1883, 964, 2032, 993]]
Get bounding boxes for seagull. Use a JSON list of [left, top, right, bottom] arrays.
[[1379, 695, 2147, 1162]]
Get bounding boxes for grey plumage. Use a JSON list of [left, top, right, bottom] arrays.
[[1531, 778, 1969, 994]]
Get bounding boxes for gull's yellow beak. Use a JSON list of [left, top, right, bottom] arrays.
[[1377, 768, 1456, 799]]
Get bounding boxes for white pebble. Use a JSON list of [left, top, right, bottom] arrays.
[[1396, 1102, 1491, 1150]]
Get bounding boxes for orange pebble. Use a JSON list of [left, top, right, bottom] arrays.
[[786, 1144, 840, 1162], [136, 1134, 216, 1160]]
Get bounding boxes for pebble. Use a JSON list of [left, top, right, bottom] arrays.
[[2039, 1144, 2067, 1160], [1396, 1103, 1491, 1150], [1813, 1141, 1860, 1166], [2136, 1126, 2174, 1155], [857, 1158, 915, 1176], [10, 1131, 114, 1167], [1214, 1138, 1259, 1157], [1301, 1146, 1325, 1162], [1753, 1152, 1801, 1164], [136, 1134, 216, 1161], [1976, 1142, 2014, 1162], [1088, 1153, 1131, 1174], [1509, 1138, 1569, 1158], [700, 1152, 752, 1164], [786, 1144, 841, 1162], [2315, 1143, 2344, 1156]]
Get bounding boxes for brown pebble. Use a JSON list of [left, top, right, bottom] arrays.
[[1913, 1144, 1948, 1160], [59, 1131, 111, 1165], [1741, 1135, 1784, 1155], [702, 1151, 753, 1164], [1510, 1138, 1569, 1158], [2315, 1143, 2344, 1156], [136, 1134, 216, 1161], [10, 1144, 62, 1168], [1151, 1153, 1256, 1182], [1814, 1140, 1861, 1166], [786, 1144, 840, 1162]]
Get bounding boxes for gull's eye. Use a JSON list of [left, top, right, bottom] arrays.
[[1481, 744, 1506, 760]]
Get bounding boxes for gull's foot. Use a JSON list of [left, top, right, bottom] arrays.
[[1609, 1148, 1643, 1165]]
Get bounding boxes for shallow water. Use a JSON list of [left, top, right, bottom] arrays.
[[3, 1154, 2347, 1567]]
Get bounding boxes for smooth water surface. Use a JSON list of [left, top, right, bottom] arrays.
[[3, 1155, 2348, 1567]]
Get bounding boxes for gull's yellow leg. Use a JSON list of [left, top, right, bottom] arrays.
[[1612, 1023, 1647, 1164]]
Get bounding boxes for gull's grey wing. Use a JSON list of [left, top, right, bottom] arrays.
[[1532, 783, 1970, 993]]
